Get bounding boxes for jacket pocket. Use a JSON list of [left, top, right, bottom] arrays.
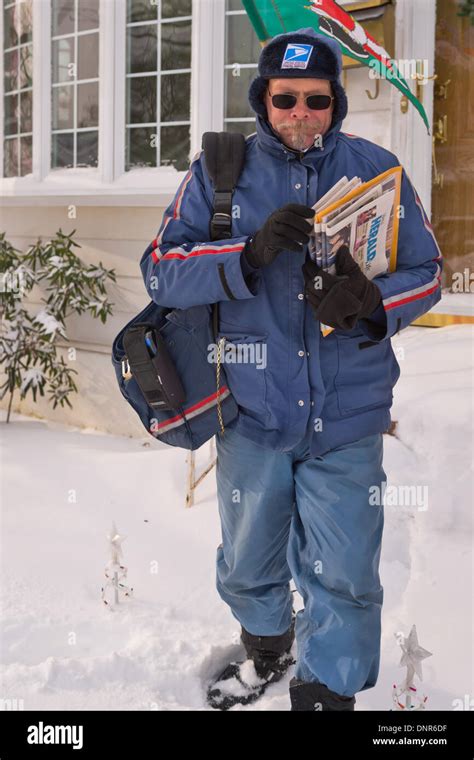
[[215, 328, 268, 417], [334, 333, 400, 416]]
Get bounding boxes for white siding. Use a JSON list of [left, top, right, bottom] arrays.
[[342, 66, 393, 150]]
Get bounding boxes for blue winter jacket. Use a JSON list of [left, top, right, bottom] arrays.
[[140, 101, 442, 458]]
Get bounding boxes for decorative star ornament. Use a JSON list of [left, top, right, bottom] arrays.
[[391, 625, 432, 710], [102, 522, 133, 608], [399, 624, 432, 681], [107, 521, 126, 562]]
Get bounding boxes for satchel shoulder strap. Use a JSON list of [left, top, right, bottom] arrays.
[[201, 131, 247, 341], [201, 131, 247, 242]]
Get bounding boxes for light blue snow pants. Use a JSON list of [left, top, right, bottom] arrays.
[[215, 425, 386, 698]]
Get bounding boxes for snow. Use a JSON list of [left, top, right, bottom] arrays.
[[1, 324, 472, 711], [33, 309, 64, 338], [20, 367, 45, 393], [428, 291, 473, 316]]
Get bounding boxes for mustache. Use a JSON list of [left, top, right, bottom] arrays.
[[278, 122, 322, 131]]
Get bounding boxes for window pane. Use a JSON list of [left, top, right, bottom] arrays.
[[51, 132, 74, 168], [4, 5, 19, 48], [4, 48, 18, 93], [127, 25, 157, 74], [3, 3, 33, 176], [52, 85, 74, 130], [162, 0, 192, 19], [127, 0, 157, 23], [225, 13, 260, 66], [224, 120, 256, 138], [20, 89, 32, 132], [224, 5, 260, 131], [160, 124, 189, 171], [4, 93, 18, 135], [77, 81, 99, 127], [161, 20, 191, 71], [225, 67, 256, 119], [19, 44, 33, 88], [77, 32, 99, 80], [51, 0, 100, 168], [126, 127, 157, 168], [77, 130, 98, 167], [160, 73, 190, 122], [19, 0, 32, 44], [52, 0, 75, 37], [125, 1, 192, 172], [127, 75, 157, 124], [52, 38, 74, 84], [4, 137, 19, 177], [20, 135, 32, 175], [78, 0, 99, 32]]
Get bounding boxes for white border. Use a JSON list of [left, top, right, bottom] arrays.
[[390, 0, 436, 217]]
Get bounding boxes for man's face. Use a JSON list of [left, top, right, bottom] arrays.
[[264, 77, 334, 152]]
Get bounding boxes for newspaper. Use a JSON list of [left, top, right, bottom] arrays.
[[307, 166, 402, 336]]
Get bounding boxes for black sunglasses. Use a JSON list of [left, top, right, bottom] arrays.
[[268, 91, 334, 111]]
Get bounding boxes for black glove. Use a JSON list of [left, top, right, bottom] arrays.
[[302, 245, 382, 331], [244, 203, 315, 269]]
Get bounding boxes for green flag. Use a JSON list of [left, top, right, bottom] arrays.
[[241, 0, 430, 133]]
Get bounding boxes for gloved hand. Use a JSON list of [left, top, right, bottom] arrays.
[[244, 203, 315, 269], [302, 245, 382, 331]]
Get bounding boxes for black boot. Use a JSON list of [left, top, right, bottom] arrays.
[[289, 677, 356, 711], [240, 615, 295, 680], [207, 615, 295, 710]]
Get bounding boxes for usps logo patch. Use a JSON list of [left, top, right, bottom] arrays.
[[281, 43, 314, 69]]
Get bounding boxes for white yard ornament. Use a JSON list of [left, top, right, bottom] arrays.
[[392, 625, 432, 710], [101, 522, 133, 608]]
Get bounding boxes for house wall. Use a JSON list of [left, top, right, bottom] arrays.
[[343, 67, 394, 151], [0, 205, 157, 436]]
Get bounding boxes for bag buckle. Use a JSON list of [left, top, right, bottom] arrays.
[[121, 357, 132, 380], [211, 212, 232, 239]]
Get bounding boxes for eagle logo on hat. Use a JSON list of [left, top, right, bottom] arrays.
[[281, 43, 314, 69]]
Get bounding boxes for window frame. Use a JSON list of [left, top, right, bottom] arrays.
[[223, 4, 258, 135], [1, 0, 224, 205]]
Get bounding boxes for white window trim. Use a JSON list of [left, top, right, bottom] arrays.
[[191, 0, 226, 148], [389, 0, 436, 217], [1, 0, 223, 206]]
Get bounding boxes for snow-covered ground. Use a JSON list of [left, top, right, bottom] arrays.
[[1, 324, 472, 711]]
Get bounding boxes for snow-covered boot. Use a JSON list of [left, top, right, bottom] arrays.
[[207, 616, 295, 710], [289, 677, 356, 711]]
